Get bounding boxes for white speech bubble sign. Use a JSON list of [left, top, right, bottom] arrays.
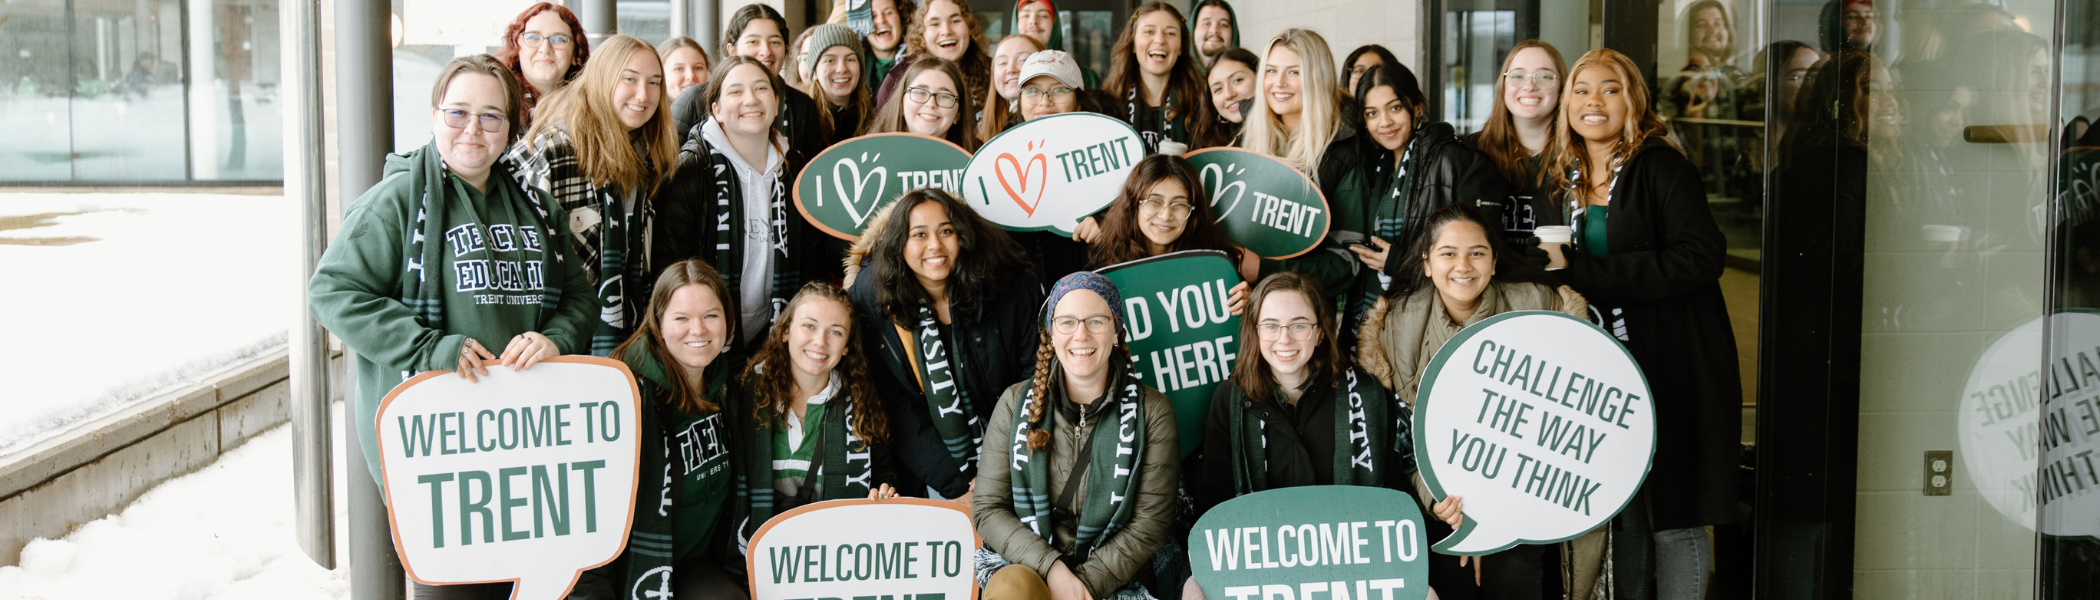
[[1959, 311, 2100, 539], [962, 111, 1144, 236], [745, 498, 979, 600], [377, 356, 642, 600], [1414, 311, 1657, 555]]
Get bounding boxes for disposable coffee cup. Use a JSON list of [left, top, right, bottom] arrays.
[[1536, 226, 1574, 244]]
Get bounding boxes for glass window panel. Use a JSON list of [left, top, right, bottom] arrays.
[[70, 0, 190, 180], [0, 1, 79, 181], [617, 1, 670, 46], [191, 0, 282, 180]]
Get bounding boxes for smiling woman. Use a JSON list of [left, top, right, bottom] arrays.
[[505, 34, 679, 356], [492, 2, 591, 129], [864, 56, 982, 151]]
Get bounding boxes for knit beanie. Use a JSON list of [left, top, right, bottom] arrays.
[[802, 24, 866, 74]]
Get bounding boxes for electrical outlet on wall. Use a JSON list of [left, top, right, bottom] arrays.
[[1925, 450, 1953, 496]]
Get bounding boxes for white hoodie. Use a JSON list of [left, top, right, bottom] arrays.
[[700, 117, 788, 342]]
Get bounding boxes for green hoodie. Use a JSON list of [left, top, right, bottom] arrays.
[[1189, 0, 1241, 71], [1006, 0, 1068, 52], [309, 143, 597, 488]]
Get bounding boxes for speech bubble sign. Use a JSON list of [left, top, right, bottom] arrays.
[[377, 356, 642, 600], [793, 133, 976, 241], [962, 112, 1144, 236], [744, 498, 979, 599], [1096, 250, 1242, 456], [1183, 148, 1332, 260], [1187, 485, 1430, 600], [1414, 311, 1656, 555], [1959, 311, 2100, 540]]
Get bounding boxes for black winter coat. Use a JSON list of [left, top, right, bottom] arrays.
[[1552, 137, 1742, 531], [648, 128, 846, 308], [846, 270, 1047, 499], [671, 80, 828, 168], [1371, 122, 1513, 277]]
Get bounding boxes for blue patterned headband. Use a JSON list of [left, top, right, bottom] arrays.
[[1044, 271, 1127, 336]]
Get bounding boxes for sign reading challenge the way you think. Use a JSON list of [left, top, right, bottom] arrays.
[[794, 133, 975, 241], [1415, 311, 1656, 555], [1189, 486, 1429, 600], [377, 357, 641, 600], [745, 499, 978, 600], [964, 111, 1143, 236], [1098, 250, 1243, 456], [1959, 311, 2100, 539], [1183, 148, 1331, 259]]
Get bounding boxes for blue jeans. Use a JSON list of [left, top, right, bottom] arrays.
[[1652, 527, 1711, 600]]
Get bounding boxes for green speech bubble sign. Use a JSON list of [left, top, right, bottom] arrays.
[[792, 133, 974, 241], [1096, 250, 1243, 456], [1413, 311, 1656, 556], [1188, 485, 1431, 600], [1183, 148, 1332, 260]]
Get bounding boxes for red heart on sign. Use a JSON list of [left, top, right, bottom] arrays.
[[995, 151, 1049, 217]]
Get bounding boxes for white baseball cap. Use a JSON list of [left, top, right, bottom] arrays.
[[1019, 50, 1083, 90]]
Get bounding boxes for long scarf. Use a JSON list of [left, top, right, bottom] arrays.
[[1565, 158, 1629, 342], [589, 191, 648, 356], [1224, 368, 1404, 495], [398, 141, 558, 358], [617, 347, 728, 597], [899, 305, 983, 472], [734, 375, 873, 550], [1008, 363, 1148, 562], [702, 137, 799, 347], [503, 126, 650, 356], [1126, 85, 1183, 153]]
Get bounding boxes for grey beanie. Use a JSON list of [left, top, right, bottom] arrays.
[[801, 24, 866, 74]]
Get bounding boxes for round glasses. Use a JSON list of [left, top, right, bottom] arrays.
[[1137, 198, 1193, 221], [905, 86, 961, 108], [1019, 86, 1075, 103], [441, 109, 509, 132], [1052, 316, 1117, 335]]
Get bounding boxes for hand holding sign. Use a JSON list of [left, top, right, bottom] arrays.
[[378, 357, 641, 600], [1097, 250, 1243, 456], [964, 112, 1144, 236], [795, 133, 975, 240], [745, 499, 977, 600], [1414, 311, 1656, 555], [1183, 148, 1332, 259], [1188, 486, 1430, 600]]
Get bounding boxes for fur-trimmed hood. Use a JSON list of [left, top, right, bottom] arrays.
[[1354, 282, 1588, 401], [841, 200, 903, 288]]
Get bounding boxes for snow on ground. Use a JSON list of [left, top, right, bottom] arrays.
[[0, 413, 351, 600], [0, 192, 291, 457]]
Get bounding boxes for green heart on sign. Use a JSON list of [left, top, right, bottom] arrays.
[[1188, 486, 1431, 600], [1184, 148, 1332, 259], [793, 133, 974, 241], [1096, 250, 1243, 456]]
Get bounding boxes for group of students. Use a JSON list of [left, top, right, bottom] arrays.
[[308, 1, 1742, 599]]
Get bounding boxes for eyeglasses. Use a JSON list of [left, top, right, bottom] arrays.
[[1052, 316, 1117, 335], [1256, 322, 1319, 341], [1137, 198, 1193, 220], [1019, 86, 1075, 103], [441, 109, 509, 132], [905, 86, 961, 108], [1502, 70, 1559, 88], [519, 32, 574, 48]]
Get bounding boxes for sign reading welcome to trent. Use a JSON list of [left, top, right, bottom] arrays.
[[1098, 250, 1242, 456], [745, 498, 978, 600], [1184, 148, 1331, 259], [794, 133, 975, 241], [1414, 311, 1656, 555], [377, 357, 642, 600], [963, 111, 1143, 236], [1188, 486, 1429, 600]]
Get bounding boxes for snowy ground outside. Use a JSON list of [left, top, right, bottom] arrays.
[[0, 403, 352, 599], [0, 192, 292, 457]]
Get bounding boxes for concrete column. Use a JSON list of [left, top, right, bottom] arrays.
[[694, 0, 723, 51], [577, 0, 618, 44], [333, 0, 399, 597], [670, 0, 690, 40], [282, 0, 334, 570]]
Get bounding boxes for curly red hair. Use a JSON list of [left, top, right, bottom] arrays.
[[491, 3, 591, 116]]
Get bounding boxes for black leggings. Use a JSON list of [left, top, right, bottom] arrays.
[[412, 557, 747, 600]]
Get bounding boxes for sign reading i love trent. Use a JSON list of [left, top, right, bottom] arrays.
[[963, 111, 1143, 236], [793, 133, 975, 241]]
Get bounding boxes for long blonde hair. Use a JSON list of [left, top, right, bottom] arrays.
[[1546, 48, 1674, 195], [521, 35, 679, 197], [1238, 29, 1342, 179]]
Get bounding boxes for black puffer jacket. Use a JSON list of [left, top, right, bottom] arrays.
[[671, 79, 828, 167], [1367, 121, 1513, 265]]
